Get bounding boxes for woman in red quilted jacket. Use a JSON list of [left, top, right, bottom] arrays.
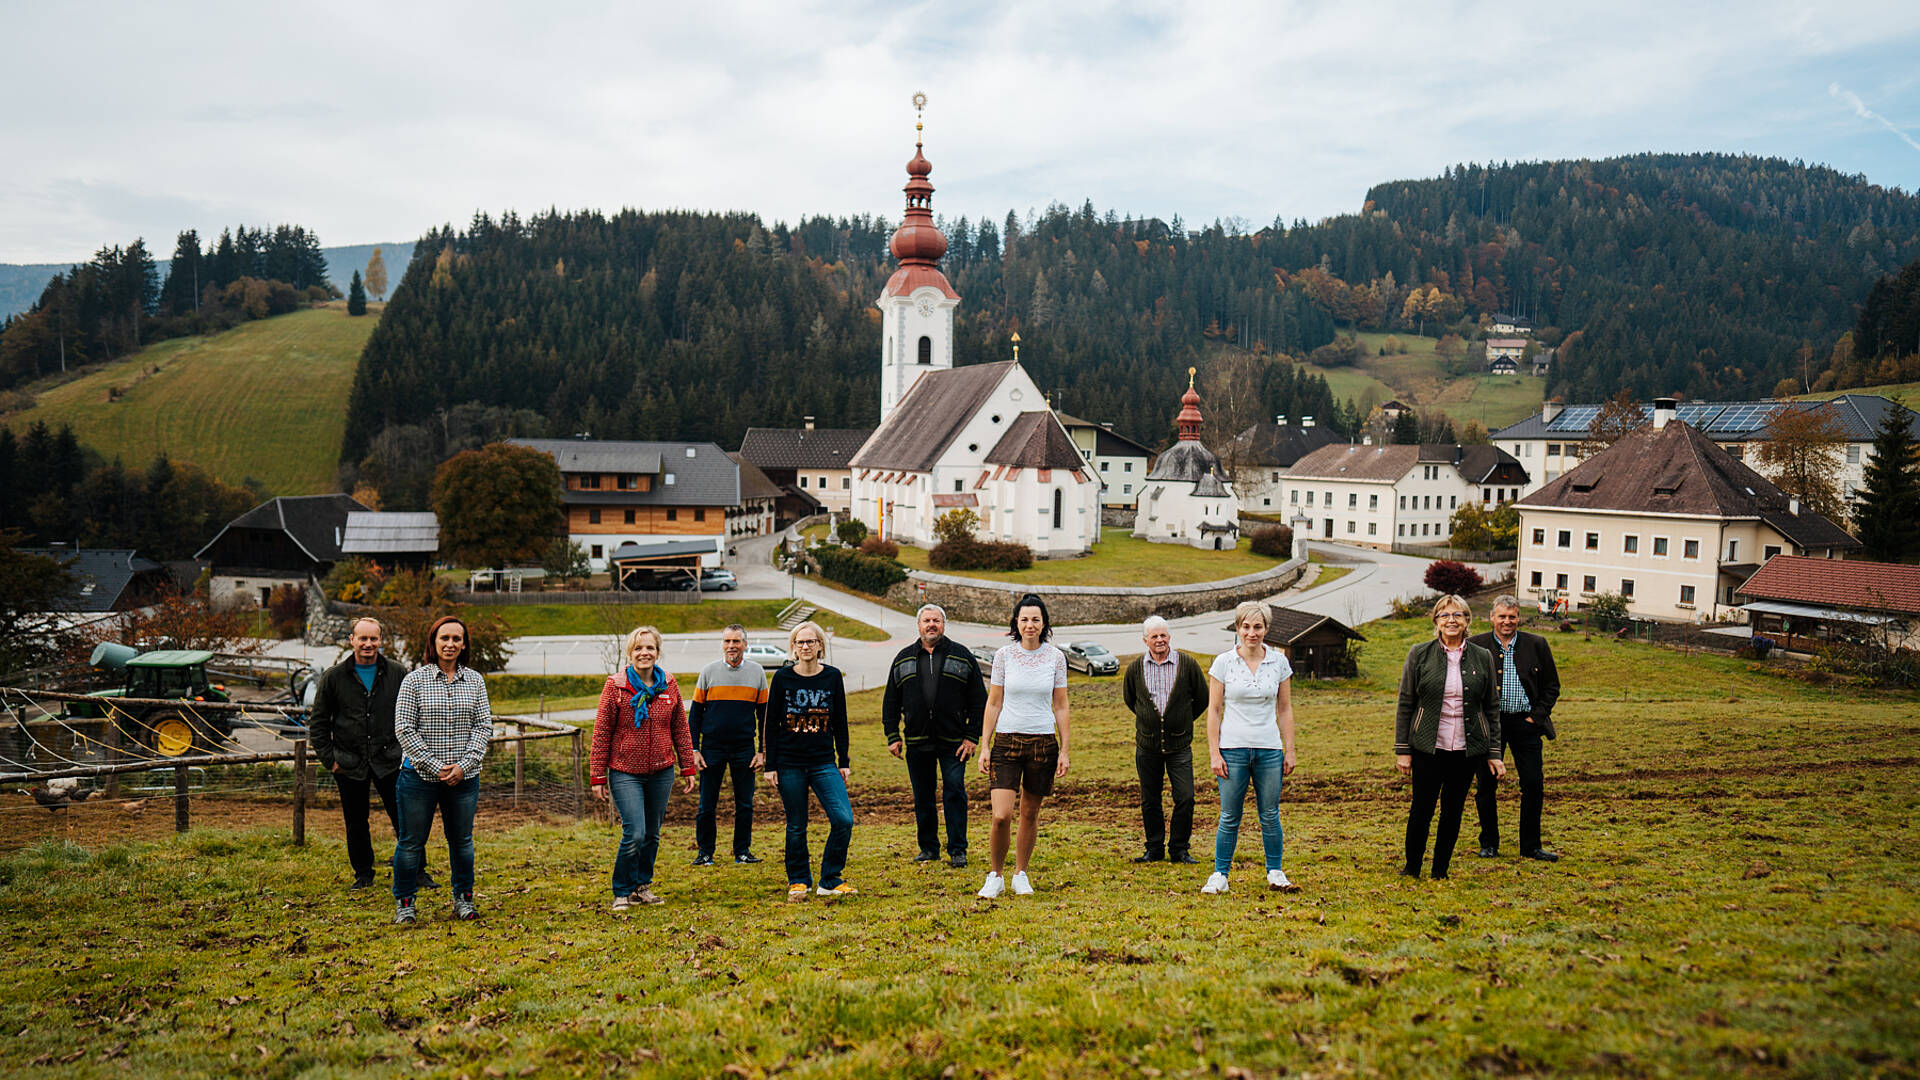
[[590, 626, 701, 908]]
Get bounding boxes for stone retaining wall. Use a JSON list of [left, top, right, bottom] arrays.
[[882, 557, 1306, 626], [303, 576, 357, 647]]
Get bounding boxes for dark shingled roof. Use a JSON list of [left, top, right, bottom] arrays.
[[738, 427, 874, 470], [1745, 394, 1920, 442], [985, 412, 1086, 470], [17, 548, 165, 613], [1736, 555, 1920, 615], [1218, 606, 1367, 646], [727, 452, 784, 501], [195, 494, 370, 563], [1517, 422, 1860, 551], [1145, 440, 1227, 483], [1226, 422, 1342, 468], [852, 361, 1015, 472]]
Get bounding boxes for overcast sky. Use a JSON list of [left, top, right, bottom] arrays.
[[4, 1, 1919, 264]]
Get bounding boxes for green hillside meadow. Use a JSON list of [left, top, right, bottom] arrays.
[[2, 614, 1915, 1078], [6, 304, 372, 494]]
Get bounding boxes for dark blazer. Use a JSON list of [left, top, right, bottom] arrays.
[[881, 637, 988, 748], [1468, 629, 1561, 740], [1393, 638, 1501, 758], [1121, 652, 1208, 754], [308, 654, 408, 780]]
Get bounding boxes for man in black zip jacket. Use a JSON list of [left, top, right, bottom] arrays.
[[882, 605, 988, 867], [309, 618, 428, 890]]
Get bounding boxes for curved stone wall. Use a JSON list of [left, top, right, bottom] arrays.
[[884, 557, 1306, 626]]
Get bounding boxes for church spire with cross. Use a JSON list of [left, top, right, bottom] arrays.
[[877, 92, 960, 425]]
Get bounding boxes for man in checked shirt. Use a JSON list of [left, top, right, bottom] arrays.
[[1120, 616, 1208, 864], [1470, 595, 1562, 863]]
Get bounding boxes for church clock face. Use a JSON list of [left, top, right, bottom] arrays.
[[915, 295, 936, 318]]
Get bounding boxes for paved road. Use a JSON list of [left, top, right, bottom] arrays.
[[269, 535, 1506, 698]]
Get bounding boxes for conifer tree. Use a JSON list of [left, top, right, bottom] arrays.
[[1853, 405, 1920, 562], [347, 270, 368, 316]]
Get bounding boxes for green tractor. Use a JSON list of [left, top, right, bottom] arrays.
[[68, 643, 236, 757]]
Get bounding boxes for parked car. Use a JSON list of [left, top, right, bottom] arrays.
[[969, 644, 998, 677], [675, 568, 738, 591], [1062, 641, 1119, 675], [743, 643, 790, 668]]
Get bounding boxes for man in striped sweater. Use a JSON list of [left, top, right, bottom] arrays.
[[689, 625, 769, 865]]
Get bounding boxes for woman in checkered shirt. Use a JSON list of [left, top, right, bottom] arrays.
[[391, 614, 495, 925]]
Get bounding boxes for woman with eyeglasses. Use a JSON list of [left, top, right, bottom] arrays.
[[590, 625, 699, 908], [760, 620, 855, 901], [1395, 595, 1506, 879]]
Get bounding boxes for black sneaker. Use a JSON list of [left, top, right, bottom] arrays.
[[452, 893, 479, 921], [393, 898, 417, 925], [1478, 846, 1499, 858], [1133, 852, 1165, 863], [418, 870, 441, 890], [734, 853, 761, 865], [1522, 849, 1561, 862], [912, 850, 941, 863], [351, 872, 376, 890], [1169, 853, 1201, 865], [949, 853, 968, 869], [691, 854, 715, 867]]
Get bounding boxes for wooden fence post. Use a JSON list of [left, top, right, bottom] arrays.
[[571, 728, 585, 820], [174, 765, 189, 833], [104, 723, 121, 799], [293, 739, 308, 846], [513, 721, 525, 808]]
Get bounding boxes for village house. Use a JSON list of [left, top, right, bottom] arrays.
[[1280, 442, 1528, 549], [509, 437, 737, 581], [725, 453, 782, 538], [1225, 414, 1342, 513], [17, 546, 172, 614], [196, 494, 369, 610], [737, 420, 871, 521], [1485, 337, 1529, 362], [1515, 416, 1858, 622], [1493, 395, 1920, 498], [338, 511, 439, 571]]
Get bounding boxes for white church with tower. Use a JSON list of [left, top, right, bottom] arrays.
[[850, 97, 1102, 558]]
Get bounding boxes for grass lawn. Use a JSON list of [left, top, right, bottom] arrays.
[[485, 599, 887, 642], [3, 612, 1915, 1078], [892, 529, 1287, 587], [1304, 550, 1353, 590], [4, 305, 373, 495]]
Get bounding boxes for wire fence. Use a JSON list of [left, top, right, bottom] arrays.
[[0, 686, 588, 849]]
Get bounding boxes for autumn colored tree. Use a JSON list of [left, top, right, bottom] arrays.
[[1580, 389, 1646, 457], [1851, 405, 1919, 562], [365, 247, 388, 301], [1753, 406, 1847, 524], [1459, 418, 1490, 445], [1424, 559, 1483, 596], [431, 442, 563, 568]]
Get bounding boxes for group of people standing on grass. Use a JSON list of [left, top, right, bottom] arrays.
[[305, 589, 1562, 924]]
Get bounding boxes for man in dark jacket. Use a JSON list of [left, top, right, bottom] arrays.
[[1470, 595, 1562, 861], [1120, 616, 1207, 863], [882, 605, 987, 867], [309, 618, 425, 890]]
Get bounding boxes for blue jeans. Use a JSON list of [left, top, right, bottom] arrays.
[[776, 764, 853, 889], [609, 767, 678, 896], [1213, 747, 1285, 875], [393, 768, 478, 900], [695, 749, 756, 857]]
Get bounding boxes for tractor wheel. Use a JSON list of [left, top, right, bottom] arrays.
[[140, 710, 198, 758]]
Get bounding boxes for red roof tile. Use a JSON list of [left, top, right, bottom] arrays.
[[1736, 555, 1920, 615]]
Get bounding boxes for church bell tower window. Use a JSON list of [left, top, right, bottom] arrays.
[[918, 336, 931, 365]]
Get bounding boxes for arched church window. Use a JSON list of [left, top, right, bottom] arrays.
[[918, 336, 931, 365], [1052, 488, 1063, 530]]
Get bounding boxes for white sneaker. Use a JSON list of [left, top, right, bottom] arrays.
[[978, 872, 1005, 899], [1267, 869, 1295, 891], [1009, 871, 1033, 896], [1201, 872, 1230, 894]]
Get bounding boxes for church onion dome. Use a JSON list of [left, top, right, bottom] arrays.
[[882, 114, 958, 300], [1145, 439, 1226, 483]]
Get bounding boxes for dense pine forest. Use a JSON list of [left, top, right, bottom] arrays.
[[343, 153, 1920, 501]]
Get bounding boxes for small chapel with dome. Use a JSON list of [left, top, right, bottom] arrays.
[[1132, 371, 1242, 548]]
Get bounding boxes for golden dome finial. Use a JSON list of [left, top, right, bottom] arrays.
[[1187, 365, 1196, 390], [1011, 331, 1021, 363], [912, 91, 927, 145]]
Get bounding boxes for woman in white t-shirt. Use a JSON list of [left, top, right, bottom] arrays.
[[1201, 600, 1298, 895], [975, 594, 1070, 899]]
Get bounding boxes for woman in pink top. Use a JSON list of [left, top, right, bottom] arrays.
[[589, 626, 700, 908], [1392, 596, 1505, 879]]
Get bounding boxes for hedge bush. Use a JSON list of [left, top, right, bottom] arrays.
[[1423, 559, 1483, 596], [929, 537, 1034, 571], [858, 537, 900, 559], [1249, 525, 1292, 557], [812, 546, 907, 595]]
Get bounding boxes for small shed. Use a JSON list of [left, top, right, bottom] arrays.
[[1224, 605, 1366, 678]]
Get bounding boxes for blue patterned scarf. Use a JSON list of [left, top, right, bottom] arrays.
[[625, 664, 670, 728]]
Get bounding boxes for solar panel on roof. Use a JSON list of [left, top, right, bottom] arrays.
[[1674, 403, 1720, 426], [1546, 406, 1600, 432]]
